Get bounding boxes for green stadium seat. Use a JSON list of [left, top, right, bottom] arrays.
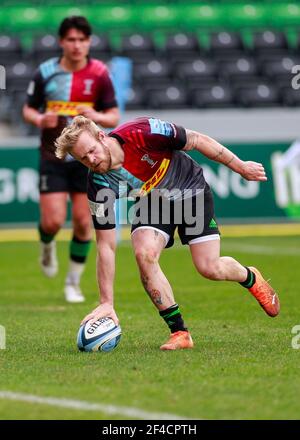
[[270, 3, 300, 28], [224, 3, 268, 29], [47, 6, 92, 32], [0, 10, 9, 33], [132, 0, 166, 3], [217, 0, 264, 3], [181, 4, 225, 31], [137, 5, 179, 32], [6, 7, 48, 33], [88, 5, 137, 33]]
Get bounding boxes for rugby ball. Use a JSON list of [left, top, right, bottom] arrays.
[[77, 317, 121, 352]]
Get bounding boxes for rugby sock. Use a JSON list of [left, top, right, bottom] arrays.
[[159, 304, 187, 333], [239, 267, 256, 288], [70, 235, 91, 264], [38, 224, 55, 244], [66, 236, 91, 286], [65, 260, 85, 286]]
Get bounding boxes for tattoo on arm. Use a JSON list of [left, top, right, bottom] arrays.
[[212, 147, 224, 161], [225, 155, 235, 166]]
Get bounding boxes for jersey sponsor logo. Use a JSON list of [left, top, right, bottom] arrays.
[[141, 153, 158, 168], [149, 118, 175, 137], [83, 79, 94, 95], [46, 100, 93, 116], [141, 158, 170, 194], [88, 200, 105, 217]]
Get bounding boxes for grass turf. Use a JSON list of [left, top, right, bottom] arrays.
[[0, 235, 299, 420]]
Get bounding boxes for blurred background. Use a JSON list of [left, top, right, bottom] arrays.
[[0, 0, 300, 227]]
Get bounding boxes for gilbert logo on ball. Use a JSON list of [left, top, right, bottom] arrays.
[[77, 317, 121, 352]]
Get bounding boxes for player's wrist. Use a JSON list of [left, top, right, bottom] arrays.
[[231, 158, 245, 174], [34, 113, 43, 128], [99, 300, 114, 306], [99, 297, 114, 310]]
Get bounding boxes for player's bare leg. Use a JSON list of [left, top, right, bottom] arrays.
[[39, 192, 68, 277], [132, 228, 175, 310], [64, 192, 92, 303], [132, 228, 193, 350], [189, 238, 280, 317]]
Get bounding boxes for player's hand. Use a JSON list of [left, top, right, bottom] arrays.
[[38, 112, 59, 129], [76, 105, 99, 122], [240, 161, 267, 181], [80, 303, 119, 326]]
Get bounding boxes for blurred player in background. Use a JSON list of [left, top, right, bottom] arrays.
[[23, 16, 119, 303], [55, 116, 280, 350]]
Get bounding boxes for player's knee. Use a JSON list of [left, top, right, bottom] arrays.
[[42, 217, 62, 235], [196, 260, 223, 280], [134, 247, 160, 268], [73, 216, 91, 236]]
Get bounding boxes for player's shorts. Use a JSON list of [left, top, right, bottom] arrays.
[[131, 183, 220, 248], [39, 159, 88, 194]]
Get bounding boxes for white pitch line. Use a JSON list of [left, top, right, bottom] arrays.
[[0, 391, 191, 420]]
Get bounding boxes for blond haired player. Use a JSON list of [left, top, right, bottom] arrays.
[[55, 115, 280, 350]]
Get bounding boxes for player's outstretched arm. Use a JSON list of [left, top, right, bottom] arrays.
[[81, 228, 119, 326], [183, 129, 267, 182]]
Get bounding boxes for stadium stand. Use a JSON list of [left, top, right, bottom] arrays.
[[119, 33, 156, 61], [32, 34, 61, 64], [1, 0, 300, 130], [0, 35, 23, 65]]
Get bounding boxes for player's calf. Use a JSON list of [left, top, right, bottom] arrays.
[[39, 241, 58, 278]]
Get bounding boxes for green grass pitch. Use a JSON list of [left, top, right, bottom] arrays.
[[0, 235, 299, 420]]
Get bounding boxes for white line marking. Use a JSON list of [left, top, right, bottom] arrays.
[[0, 391, 191, 420]]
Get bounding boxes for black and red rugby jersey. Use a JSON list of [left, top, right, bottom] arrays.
[[27, 57, 117, 162], [88, 117, 206, 207]]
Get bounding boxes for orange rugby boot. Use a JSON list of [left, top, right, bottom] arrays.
[[160, 330, 194, 351], [248, 267, 280, 317]]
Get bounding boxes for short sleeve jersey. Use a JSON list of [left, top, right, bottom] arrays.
[[88, 117, 206, 229], [26, 57, 117, 162]]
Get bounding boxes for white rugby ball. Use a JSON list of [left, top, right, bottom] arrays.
[[77, 317, 121, 352]]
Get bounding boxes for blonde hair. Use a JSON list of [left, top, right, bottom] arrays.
[[55, 115, 100, 160]]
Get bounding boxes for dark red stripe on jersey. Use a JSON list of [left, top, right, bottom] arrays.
[[125, 131, 134, 144], [137, 129, 146, 147], [131, 130, 140, 147]]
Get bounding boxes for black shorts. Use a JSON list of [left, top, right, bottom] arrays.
[[131, 184, 220, 248], [39, 159, 88, 194]]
